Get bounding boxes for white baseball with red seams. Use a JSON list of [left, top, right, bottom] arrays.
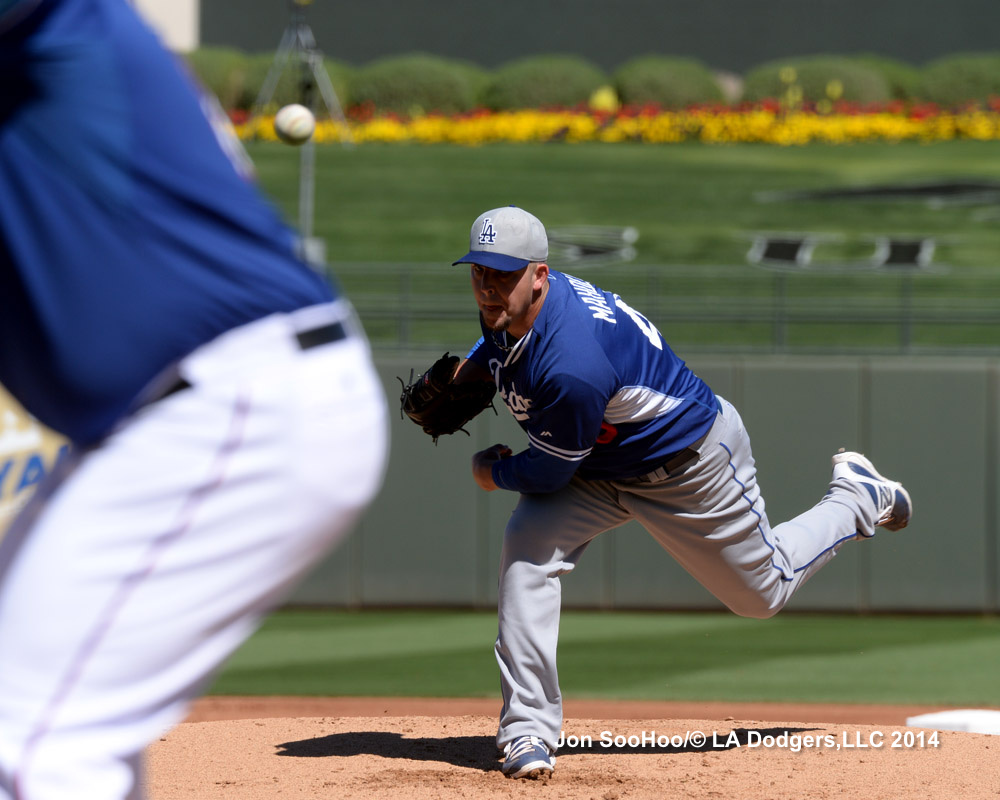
[[274, 104, 316, 145]]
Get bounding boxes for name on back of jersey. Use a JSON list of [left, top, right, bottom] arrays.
[[566, 275, 616, 323]]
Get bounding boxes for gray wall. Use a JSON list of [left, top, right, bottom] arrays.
[[201, 0, 1000, 73], [291, 353, 1000, 612]]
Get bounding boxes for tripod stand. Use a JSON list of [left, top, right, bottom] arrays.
[[251, 0, 351, 266]]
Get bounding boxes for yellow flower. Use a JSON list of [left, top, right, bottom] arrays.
[[589, 86, 620, 113], [237, 107, 1000, 147]]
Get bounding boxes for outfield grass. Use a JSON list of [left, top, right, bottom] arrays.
[[248, 141, 1000, 353], [209, 609, 1000, 707], [249, 140, 1000, 268]]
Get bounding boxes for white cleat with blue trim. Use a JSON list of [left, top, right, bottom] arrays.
[[832, 450, 912, 532]]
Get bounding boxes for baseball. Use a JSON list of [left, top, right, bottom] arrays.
[[274, 104, 315, 145]]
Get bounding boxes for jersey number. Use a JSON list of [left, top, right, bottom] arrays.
[[614, 295, 663, 350]]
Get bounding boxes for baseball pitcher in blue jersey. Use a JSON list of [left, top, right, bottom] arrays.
[[407, 205, 912, 779], [0, 1, 388, 797]]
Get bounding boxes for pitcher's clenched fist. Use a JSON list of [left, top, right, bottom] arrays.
[[472, 444, 513, 491]]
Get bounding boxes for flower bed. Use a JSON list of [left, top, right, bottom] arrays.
[[233, 101, 1000, 146]]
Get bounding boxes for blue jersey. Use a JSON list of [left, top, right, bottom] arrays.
[[468, 269, 718, 493], [0, 0, 334, 444]]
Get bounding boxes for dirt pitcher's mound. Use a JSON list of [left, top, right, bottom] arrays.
[[147, 713, 999, 799]]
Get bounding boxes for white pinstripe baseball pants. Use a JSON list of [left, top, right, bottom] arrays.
[[0, 302, 389, 799]]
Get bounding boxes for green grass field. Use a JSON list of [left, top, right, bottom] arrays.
[[209, 609, 1000, 707], [248, 140, 1000, 353], [249, 140, 1000, 267]]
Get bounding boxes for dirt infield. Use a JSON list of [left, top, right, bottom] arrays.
[[145, 697, 1000, 798]]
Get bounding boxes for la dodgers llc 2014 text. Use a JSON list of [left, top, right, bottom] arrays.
[[556, 729, 942, 753]]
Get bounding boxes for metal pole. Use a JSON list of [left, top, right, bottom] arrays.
[[774, 272, 788, 352], [900, 271, 914, 353], [248, 2, 352, 267], [297, 32, 316, 254], [298, 140, 315, 246]]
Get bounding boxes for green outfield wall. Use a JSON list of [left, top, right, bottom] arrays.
[[290, 353, 1000, 613], [1, 354, 996, 612]]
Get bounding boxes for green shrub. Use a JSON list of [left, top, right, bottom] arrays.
[[612, 55, 725, 107], [919, 53, 1000, 106], [853, 54, 923, 101], [742, 55, 891, 105], [240, 51, 354, 113], [481, 54, 607, 110], [348, 53, 483, 114], [183, 47, 250, 110], [448, 59, 493, 108]]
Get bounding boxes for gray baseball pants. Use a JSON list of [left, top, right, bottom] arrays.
[[495, 396, 880, 751]]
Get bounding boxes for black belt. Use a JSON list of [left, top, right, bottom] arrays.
[[663, 446, 700, 472], [159, 319, 349, 402], [632, 447, 699, 483]]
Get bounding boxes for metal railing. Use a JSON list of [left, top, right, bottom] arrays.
[[333, 261, 1000, 356]]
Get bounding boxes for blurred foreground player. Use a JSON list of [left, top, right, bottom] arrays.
[[0, 0, 388, 797]]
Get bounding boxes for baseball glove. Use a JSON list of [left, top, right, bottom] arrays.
[[399, 353, 497, 443]]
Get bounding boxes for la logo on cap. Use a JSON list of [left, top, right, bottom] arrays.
[[479, 219, 497, 245]]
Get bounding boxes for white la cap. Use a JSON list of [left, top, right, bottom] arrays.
[[452, 206, 548, 272]]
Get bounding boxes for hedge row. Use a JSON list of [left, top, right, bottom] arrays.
[[183, 49, 1000, 115]]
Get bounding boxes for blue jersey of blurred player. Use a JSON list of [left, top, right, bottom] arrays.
[[0, 1, 388, 797]]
